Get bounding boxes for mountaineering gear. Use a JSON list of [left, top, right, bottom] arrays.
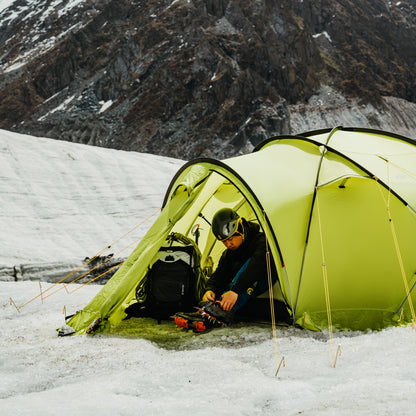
[[125, 233, 204, 322], [212, 208, 242, 241], [63, 127, 416, 335], [86, 318, 101, 334], [174, 300, 235, 333], [145, 240, 196, 321], [58, 324, 76, 337], [174, 311, 221, 333], [198, 301, 235, 325]]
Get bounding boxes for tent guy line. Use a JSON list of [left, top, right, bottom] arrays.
[[374, 177, 416, 325], [11, 208, 162, 311]]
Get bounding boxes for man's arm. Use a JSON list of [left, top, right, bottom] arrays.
[[231, 236, 267, 295]]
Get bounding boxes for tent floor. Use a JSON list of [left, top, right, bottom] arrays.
[[108, 316, 290, 350], [108, 299, 291, 350]]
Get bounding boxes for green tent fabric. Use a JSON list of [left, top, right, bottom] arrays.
[[66, 127, 416, 334]]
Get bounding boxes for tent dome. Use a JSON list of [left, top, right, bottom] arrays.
[[67, 127, 416, 333]]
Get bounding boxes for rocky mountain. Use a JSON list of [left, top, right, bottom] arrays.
[[1, 0, 415, 159]]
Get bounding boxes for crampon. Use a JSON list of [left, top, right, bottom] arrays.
[[173, 310, 224, 333]]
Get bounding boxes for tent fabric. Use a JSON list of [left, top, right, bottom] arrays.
[[66, 127, 416, 334]]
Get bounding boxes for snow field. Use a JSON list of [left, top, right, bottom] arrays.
[[1, 281, 415, 416]]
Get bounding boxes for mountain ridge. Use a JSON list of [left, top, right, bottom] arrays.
[[1, 0, 415, 159]]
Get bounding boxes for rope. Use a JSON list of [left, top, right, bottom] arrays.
[[374, 167, 416, 328], [378, 158, 416, 180], [15, 208, 161, 310], [315, 189, 337, 367], [42, 236, 143, 300], [69, 263, 123, 293], [16, 246, 110, 310], [263, 210, 285, 375], [378, 157, 416, 214]]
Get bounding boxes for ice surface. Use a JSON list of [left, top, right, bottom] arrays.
[[1, 281, 415, 415], [0, 129, 183, 266], [0, 129, 415, 415]]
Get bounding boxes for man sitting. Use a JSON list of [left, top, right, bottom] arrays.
[[175, 208, 277, 332]]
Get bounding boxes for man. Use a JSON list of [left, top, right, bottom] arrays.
[[175, 208, 275, 332], [200, 207, 273, 323]]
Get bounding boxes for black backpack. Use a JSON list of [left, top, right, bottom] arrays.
[[135, 233, 204, 322]]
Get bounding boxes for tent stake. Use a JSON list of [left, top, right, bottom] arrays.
[[275, 356, 285, 376], [333, 344, 342, 368], [39, 282, 44, 304], [10, 297, 20, 312]]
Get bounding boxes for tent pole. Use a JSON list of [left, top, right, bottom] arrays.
[[282, 265, 295, 323], [293, 241, 309, 319], [395, 277, 416, 316], [293, 127, 342, 321]]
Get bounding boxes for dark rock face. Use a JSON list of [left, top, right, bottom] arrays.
[[0, 0, 415, 159]]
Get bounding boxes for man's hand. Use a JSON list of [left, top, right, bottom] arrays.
[[219, 291, 238, 311], [202, 290, 216, 302]]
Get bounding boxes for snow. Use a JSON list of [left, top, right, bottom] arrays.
[[0, 0, 16, 14], [57, 0, 85, 18], [0, 0, 88, 73], [0, 0, 85, 17], [50, 95, 76, 113], [167, 0, 181, 9], [1, 281, 416, 415], [0, 129, 183, 265], [1, 130, 416, 415], [99, 100, 114, 113], [313, 31, 332, 43]]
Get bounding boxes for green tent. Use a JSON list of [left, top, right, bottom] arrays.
[[66, 127, 416, 334]]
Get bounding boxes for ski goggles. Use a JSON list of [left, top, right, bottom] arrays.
[[217, 217, 244, 241]]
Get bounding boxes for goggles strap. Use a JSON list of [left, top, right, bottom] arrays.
[[220, 217, 244, 241]]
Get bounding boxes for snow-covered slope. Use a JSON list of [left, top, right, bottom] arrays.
[[1, 280, 416, 415], [0, 129, 183, 266], [0, 0, 89, 73]]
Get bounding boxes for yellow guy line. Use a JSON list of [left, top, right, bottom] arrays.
[[263, 210, 285, 375], [383, 159, 416, 180], [69, 263, 123, 293], [374, 169, 416, 328], [16, 208, 161, 310], [315, 188, 338, 367], [16, 246, 109, 310], [42, 236, 143, 300]]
